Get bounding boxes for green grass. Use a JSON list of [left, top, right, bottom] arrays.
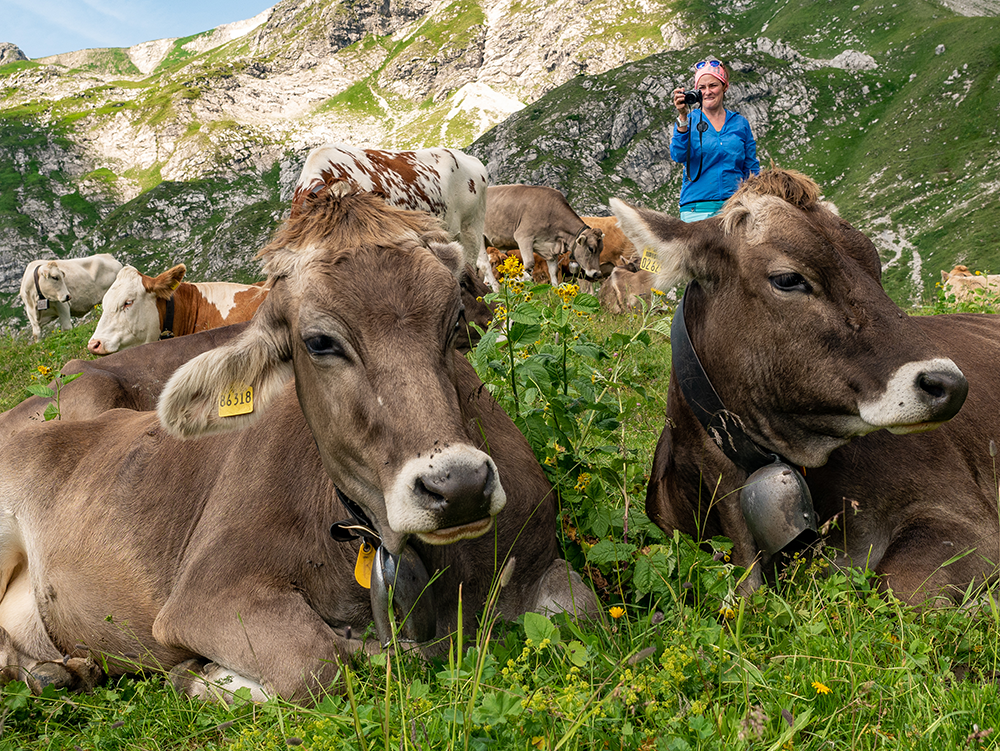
[[1, 282, 999, 749]]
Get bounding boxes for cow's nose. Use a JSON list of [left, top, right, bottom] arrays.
[[916, 368, 968, 422], [415, 461, 491, 522], [87, 339, 105, 356]]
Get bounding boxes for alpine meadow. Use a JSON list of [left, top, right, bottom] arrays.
[[1, 0, 1000, 749]]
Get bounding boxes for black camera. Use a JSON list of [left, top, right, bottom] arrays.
[[683, 89, 703, 107]]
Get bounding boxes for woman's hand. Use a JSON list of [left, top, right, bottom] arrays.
[[672, 87, 689, 115]]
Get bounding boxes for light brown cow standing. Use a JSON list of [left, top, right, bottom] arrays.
[[614, 168, 998, 606], [0, 185, 595, 702], [485, 185, 604, 286], [87, 264, 268, 355]]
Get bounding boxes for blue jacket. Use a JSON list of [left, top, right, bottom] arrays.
[[670, 109, 760, 208]]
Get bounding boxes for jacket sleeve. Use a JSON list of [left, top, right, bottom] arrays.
[[670, 123, 690, 165], [743, 120, 761, 176]]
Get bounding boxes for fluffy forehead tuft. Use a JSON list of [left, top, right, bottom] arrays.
[[260, 184, 454, 280]]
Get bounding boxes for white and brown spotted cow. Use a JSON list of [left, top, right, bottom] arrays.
[[614, 167, 1000, 606], [0, 185, 595, 703], [485, 185, 603, 287], [940, 265, 1000, 302], [19, 254, 123, 341], [87, 264, 268, 355], [292, 143, 497, 289]]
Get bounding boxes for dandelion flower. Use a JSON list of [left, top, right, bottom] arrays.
[[812, 681, 831, 695], [609, 606, 626, 620]]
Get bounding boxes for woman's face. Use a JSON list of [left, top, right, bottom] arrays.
[[697, 77, 727, 110]]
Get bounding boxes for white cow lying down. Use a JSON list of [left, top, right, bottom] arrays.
[[18, 254, 123, 341]]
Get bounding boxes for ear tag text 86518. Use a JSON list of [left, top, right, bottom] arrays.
[[218, 383, 254, 417], [355, 542, 376, 589]]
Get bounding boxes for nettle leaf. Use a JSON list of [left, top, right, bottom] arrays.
[[43, 403, 60, 421], [586, 539, 637, 566], [573, 293, 600, 313], [26, 384, 54, 399], [523, 611, 560, 644], [633, 548, 676, 597]]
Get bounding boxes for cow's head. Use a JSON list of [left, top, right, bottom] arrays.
[[158, 183, 506, 554], [36, 262, 71, 303], [572, 227, 604, 280], [611, 168, 968, 468], [89, 265, 186, 355]]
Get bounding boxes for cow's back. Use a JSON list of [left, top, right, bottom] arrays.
[[60, 254, 124, 315]]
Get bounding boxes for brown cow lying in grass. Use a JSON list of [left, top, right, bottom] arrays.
[[940, 264, 1000, 302], [613, 167, 999, 606], [0, 185, 595, 702]]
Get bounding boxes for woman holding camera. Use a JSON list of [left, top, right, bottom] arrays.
[[671, 59, 760, 222]]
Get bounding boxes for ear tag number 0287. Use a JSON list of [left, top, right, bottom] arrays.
[[355, 542, 375, 589], [218, 383, 254, 417]]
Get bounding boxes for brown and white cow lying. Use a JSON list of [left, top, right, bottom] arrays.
[[292, 143, 497, 289], [19, 254, 123, 341], [613, 168, 999, 606], [87, 264, 268, 355], [597, 266, 661, 315], [0, 185, 595, 702], [940, 264, 1000, 302], [485, 185, 604, 286]]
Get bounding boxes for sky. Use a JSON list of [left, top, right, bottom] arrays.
[[3, 0, 277, 60]]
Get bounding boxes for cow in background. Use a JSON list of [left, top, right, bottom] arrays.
[[292, 143, 497, 289], [485, 185, 603, 287], [87, 264, 268, 355], [19, 254, 123, 341], [581, 216, 639, 275], [613, 167, 1000, 606], [940, 265, 1000, 302]]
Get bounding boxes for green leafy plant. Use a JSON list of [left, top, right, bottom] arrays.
[[26, 369, 82, 420]]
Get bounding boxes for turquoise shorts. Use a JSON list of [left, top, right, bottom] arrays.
[[680, 201, 725, 223]]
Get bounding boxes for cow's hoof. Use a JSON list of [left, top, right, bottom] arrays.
[[26, 657, 101, 694]]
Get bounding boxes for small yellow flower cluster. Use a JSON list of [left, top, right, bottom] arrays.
[[494, 303, 508, 322], [719, 606, 736, 620], [574, 472, 591, 491], [37, 365, 51, 376], [498, 254, 524, 280], [554, 283, 579, 304]]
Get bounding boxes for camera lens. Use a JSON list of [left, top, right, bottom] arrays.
[[683, 90, 702, 107]]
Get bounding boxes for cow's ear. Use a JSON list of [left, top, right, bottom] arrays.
[[426, 239, 465, 278], [610, 198, 725, 290], [157, 300, 293, 439], [145, 264, 187, 299]]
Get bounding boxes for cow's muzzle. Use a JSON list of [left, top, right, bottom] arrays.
[[860, 358, 968, 432], [385, 446, 506, 539]]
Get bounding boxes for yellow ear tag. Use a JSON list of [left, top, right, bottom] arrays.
[[218, 383, 254, 417], [639, 247, 661, 274], [355, 542, 375, 589]]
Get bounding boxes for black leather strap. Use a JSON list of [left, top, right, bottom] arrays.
[[671, 283, 782, 474]]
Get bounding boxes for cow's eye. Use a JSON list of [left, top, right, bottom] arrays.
[[770, 273, 812, 293], [304, 335, 344, 358], [122, 300, 133, 310]]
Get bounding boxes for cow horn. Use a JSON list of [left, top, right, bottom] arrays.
[[370, 544, 436, 646]]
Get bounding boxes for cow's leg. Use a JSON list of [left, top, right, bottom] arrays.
[[523, 558, 600, 620], [55, 301, 73, 332], [513, 233, 537, 281], [874, 523, 999, 606], [545, 258, 561, 287], [169, 658, 271, 702], [477, 244, 500, 291], [154, 579, 362, 702]]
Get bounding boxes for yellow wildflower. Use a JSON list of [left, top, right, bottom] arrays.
[[37, 365, 51, 376], [498, 255, 524, 281], [812, 681, 831, 695], [574, 472, 591, 491], [719, 606, 735, 620], [609, 606, 626, 620], [531, 736, 546, 749]]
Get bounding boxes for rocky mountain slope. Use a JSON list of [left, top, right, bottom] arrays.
[[1, 0, 998, 333]]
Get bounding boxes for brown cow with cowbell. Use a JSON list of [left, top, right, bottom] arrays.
[[613, 168, 999, 606]]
